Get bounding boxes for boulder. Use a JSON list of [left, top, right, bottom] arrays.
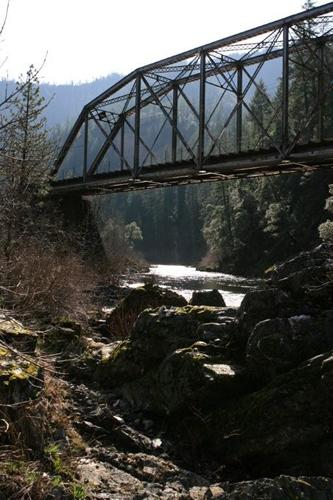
[[190, 289, 226, 307], [106, 284, 187, 338], [131, 305, 233, 357], [44, 317, 83, 352], [0, 322, 44, 455], [266, 243, 333, 281], [237, 288, 292, 337], [95, 306, 236, 389], [276, 264, 333, 295], [246, 312, 333, 381], [0, 346, 41, 405], [94, 340, 146, 387], [0, 316, 37, 352], [150, 345, 248, 413], [219, 475, 333, 499], [305, 281, 333, 310], [189, 350, 333, 477], [76, 451, 209, 499]]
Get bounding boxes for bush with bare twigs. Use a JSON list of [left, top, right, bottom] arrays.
[[0, 237, 97, 320]]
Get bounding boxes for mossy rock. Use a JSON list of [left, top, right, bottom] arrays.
[[44, 317, 83, 352], [0, 348, 42, 405], [123, 344, 249, 414], [0, 318, 37, 352], [106, 284, 187, 338], [94, 340, 145, 387], [131, 305, 234, 363], [95, 306, 239, 390], [52, 317, 82, 335]]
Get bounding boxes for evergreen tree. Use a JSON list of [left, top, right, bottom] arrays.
[[246, 79, 272, 149], [0, 66, 53, 260]]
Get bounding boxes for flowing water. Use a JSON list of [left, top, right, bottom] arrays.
[[123, 264, 261, 308]]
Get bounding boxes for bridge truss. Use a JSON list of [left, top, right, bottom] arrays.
[[52, 2, 333, 195]]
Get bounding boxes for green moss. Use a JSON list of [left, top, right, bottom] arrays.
[[0, 319, 36, 337], [102, 340, 130, 363], [0, 352, 39, 382]]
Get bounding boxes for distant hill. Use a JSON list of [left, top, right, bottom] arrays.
[[40, 74, 122, 128], [0, 56, 281, 131], [0, 73, 123, 129]]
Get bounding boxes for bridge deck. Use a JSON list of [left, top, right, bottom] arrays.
[[51, 142, 333, 195]]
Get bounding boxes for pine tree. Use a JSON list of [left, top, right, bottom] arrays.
[[246, 79, 272, 149], [0, 66, 53, 260]]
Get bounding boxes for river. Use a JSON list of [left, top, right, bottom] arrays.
[[122, 264, 260, 308]]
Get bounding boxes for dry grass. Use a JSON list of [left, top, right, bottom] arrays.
[[107, 306, 141, 339], [0, 366, 87, 499], [0, 238, 98, 321]]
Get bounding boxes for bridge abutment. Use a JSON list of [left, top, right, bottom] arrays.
[[57, 194, 105, 264]]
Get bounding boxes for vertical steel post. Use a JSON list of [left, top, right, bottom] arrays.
[[120, 119, 125, 171], [133, 73, 141, 177], [198, 51, 206, 168], [83, 111, 88, 181], [172, 85, 178, 163], [236, 66, 243, 154], [318, 43, 324, 143], [282, 25, 289, 154]]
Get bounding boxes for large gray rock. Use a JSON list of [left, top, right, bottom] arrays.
[[190, 289, 226, 307], [219, 475, 333, 499], [152, 345, 248, 413], [76, 451, 208, 499], [106, 284, 187, 338], [266, 243, 333, 281], [122, 343, 249, 414], [237, 288, 292, 336], [95, 305, 234, 388], [189, 350, 333, 477], [246, 311, 333, 381]]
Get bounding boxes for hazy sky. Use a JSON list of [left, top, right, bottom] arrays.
[[0, 0, 330, 84]]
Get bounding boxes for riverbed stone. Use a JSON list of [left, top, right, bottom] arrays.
[[220, 475, 333, 499], [95, 306, 237, 388], [266, 243, 333, 281], [188, 350, 333, 477], [246, 311, 333, 381], [106, 283, 187, 338], [151, 346, 248, 413], [0, 316, 37, 352], [237, 287, 293, 337], [94, 340, 145, 387], [190, 289, 226, 307], [305, 281, 333, 310]]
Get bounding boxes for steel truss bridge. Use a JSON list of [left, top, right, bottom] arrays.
[[52, 2, 333, 196]]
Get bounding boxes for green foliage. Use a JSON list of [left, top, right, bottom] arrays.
[[72, 484, 87, 500], [45, 443, 63, 474]]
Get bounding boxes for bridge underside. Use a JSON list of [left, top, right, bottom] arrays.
[[52, 2, 333, 196]]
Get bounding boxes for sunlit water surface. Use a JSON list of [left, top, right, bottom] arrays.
[[123, 264, 260, 308]]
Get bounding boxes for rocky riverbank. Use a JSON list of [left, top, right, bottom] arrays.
[[0, 244, 332, 498]]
